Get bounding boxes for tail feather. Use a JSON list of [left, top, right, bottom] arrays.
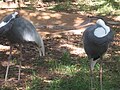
[[39, 37, 45, 56], [35, 33, 45, 56]]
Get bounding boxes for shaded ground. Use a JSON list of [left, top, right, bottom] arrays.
[[0, 9, 120, 90]]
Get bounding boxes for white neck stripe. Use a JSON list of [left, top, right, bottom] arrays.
[[0, 12, 18, 28], [94, 26, 110, 38], [0, 18, 13, 28]]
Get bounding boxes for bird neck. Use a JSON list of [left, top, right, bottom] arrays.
[[0, 12, 18, 28], [94, 25, 110, 38]]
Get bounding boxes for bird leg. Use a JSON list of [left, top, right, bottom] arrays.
[[5, 45, 13, 82], [90, 67, 94, 90], [18, 44, 23, 81], [100, 57, 103, 90], [38, 47, 42, 56], [18, 59, 21, 81], [89, 58, 94, 90], [90, 58, 98, 90]]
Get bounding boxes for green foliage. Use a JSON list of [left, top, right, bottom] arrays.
[[50, 0, 73, 11], [1, 55, 120, 90], [50, 0, 120, 15], [60, 51, 72, 65], [26, 74, 43, 90], [78, 0, 120, 15], [49, 72, 90, 90], [48, 57, 120, 90]]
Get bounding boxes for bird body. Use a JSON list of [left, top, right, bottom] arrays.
[[0, 12, 45, 81], [83, 19, 114, 90], [83, 19, 113, 60], [0, 12, 45, 56]]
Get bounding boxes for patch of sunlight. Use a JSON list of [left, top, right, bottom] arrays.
[[70, 47, 85, 56], [53, 64, 80, 76], [41, 12, 51, 16], [59, 44, 86, 56], [113, 16, 120, 21], [29, 13, 37, 17], [66, 29, 85, 34], [16, 65, 33, 69], [1, 61, 15, 66], [6, 49, 18, 55], [115, 51, 120, 54], [19, 10, 28, 16], [0, 10, 7, 14], [104, 53, 112, 58], [54, 20, 62, 24], [44, 79, 53, 83], [37, 16, 42, 20], [37, 31, 50, 36], [42, 16, 51, 19], [50, 13, 62, 19], [74, 17, 84, 27], [0, 45, 10, 51], [40, 12, 62, 20]]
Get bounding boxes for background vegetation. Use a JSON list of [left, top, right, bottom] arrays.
[[1, 0, 120, 15]]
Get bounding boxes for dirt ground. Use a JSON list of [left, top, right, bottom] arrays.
[[0, 9, 120, 89]]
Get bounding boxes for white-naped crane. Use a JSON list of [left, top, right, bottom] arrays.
[[0, 12, 45, 81], [83, 19, 114, 90]]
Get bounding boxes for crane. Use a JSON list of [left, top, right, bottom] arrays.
[[0, 12, 45, 82], [83, 19, 114, 90]]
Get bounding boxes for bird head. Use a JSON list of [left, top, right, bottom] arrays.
[[94, 19, 110, 38], [0, 12, 19, 28], [0, 12, 19, 35], [12, 12, 19, 18], [96, 19, 106, 27]]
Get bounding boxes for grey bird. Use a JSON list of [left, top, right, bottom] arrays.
[[83, 19, 114, 90], [0, 12, 45, 82]]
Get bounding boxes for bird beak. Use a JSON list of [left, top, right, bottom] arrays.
[[12, 12, 19, 19]]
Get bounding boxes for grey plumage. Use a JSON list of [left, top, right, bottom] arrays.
[[0, 12, 45, 56], [83, 19, 114, 90], [0, 12, 45, 81], [0, 14, 15, 35], [83, 21, 113, 60]]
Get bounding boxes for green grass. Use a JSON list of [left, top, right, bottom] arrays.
[[49, 72, 90, 90], [1, 51, 120, 90], [29, 52, 120, 90], [48, 58, 120, 90], [33, 50, 120, 90], [50, 0, 120, 16], [26, 71, 44, 90], [49, 1, 73, 12]]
